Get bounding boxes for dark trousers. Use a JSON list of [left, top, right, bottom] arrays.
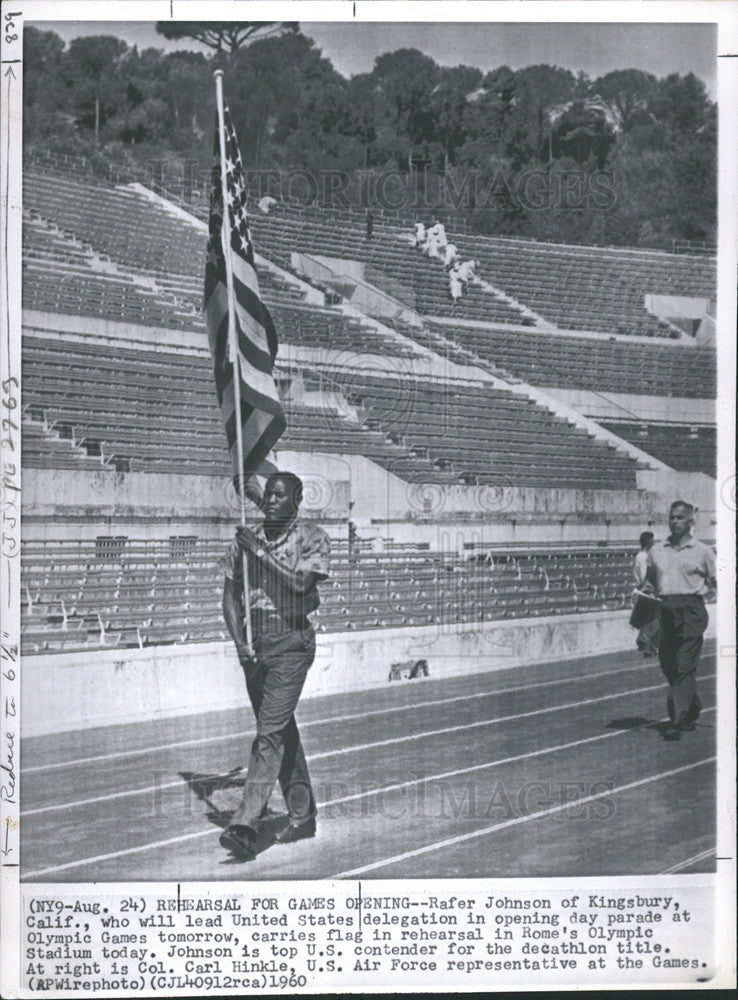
[[229, 626, 316, 832], [637, 615, 661, 655], [658, 595, 708, 727]]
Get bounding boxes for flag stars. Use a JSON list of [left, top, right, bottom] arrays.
[[211, 100, 259, 270]]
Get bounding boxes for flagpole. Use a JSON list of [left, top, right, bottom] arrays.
[[214, 69, 253, 655]]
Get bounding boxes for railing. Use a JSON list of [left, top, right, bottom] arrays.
[[671, 238, 717, 257]]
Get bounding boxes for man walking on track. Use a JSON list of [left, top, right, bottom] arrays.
[[646, 500, 716, 741], [220, 472, 331, 859], [631, 530, 659, 657]]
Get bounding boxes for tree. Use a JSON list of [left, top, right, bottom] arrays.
[[550, 101, 616, 167], [346, 74, 383, 168], [225, 32, 352, 171], [459, 67, 515, 167], [155, 21, 297, 53], [428, 65, 483, 165], [591, 68, 657, 131], [488, 64, 578, 167], [153, 50, 212, 141], [649, 72, 714, 135], [63, 36, 129, 141], [371, 49, 439, 149], [24, 26, 66, 111]]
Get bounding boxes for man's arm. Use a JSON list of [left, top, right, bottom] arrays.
[[644, 548, 658, 590], [704, 545, 717, 591], [633, 552, 647, 588]]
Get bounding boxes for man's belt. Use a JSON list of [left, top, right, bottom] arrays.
[[252, 609, 310, 635]]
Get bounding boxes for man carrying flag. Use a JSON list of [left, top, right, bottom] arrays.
[[204, 73, 331, 860], [220, 472, 330, 860]]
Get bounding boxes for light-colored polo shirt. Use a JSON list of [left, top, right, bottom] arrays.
[[222, 518, 330, 629], [646, 535, 716, 596]]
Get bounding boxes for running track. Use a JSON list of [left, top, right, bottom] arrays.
[[20, 642, 717, 881]]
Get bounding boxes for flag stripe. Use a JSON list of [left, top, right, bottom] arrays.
[[204, 100, 286, 479], [205, 263, 275, 367], [221, 377, 285, 442], [206, 287, 280, 385], [228, 410, 285, 475], [216, 324, 283, 414]]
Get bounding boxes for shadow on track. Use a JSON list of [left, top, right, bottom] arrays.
[[180, 769, 288, 864]]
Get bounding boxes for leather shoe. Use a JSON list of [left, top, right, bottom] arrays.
[[663, 724, 682, 742], [275, 817, 316, 844], [219, 825, 257, 859]]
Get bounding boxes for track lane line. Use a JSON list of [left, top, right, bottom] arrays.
[[330, 757, 717, 879], [21, 659, 661, 774], [22, 708, 715, 878], [321, 707, 715, 809], [22, 673, 701, 817], [660, 847, 717, 874]]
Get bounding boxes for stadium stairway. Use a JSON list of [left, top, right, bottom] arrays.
[[24, 167, 716, 342], [23, 171, 674, 497], [23, 166, 716, 510], [241, 201, 715, 338]]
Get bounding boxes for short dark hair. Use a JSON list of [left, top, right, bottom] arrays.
[[639, 531, 654, 548], [670, 500, 694, 515], [265, 471, 303, 508]]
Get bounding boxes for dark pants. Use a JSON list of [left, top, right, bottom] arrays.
[[228, 626, 316, 832], [658, 595, 708, 727], [630, 595, 661, 656], [637, 615, 661, 656]]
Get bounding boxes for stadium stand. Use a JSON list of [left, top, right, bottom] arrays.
[[23, 196, 419, 359], [21, 419, 106, 471], [21, 336, 455, 481], [246, 209, 537, 324], [244, 203, 715, 336], [25, 168, 716, 340], [459, 234, 715, 337], [21, 538, 642, 653], [25, 171, 205, 277], [318, 370, 646, 488], [25, 168, 716, 345], [20, 162, 717, 666], [420, 321, 717, 398], [23, 259, 198, 330], [598, 421, 716, 477], [23, 335, 645, 487]]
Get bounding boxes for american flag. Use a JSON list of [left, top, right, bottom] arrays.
[[204, 103, 286, 486]]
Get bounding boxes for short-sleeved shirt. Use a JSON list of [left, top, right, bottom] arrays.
[[646, 535, 716, 596], [222, 518, 330, 632]]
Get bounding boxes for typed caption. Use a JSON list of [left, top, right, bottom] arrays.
[[15, 879, 716, 994]]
